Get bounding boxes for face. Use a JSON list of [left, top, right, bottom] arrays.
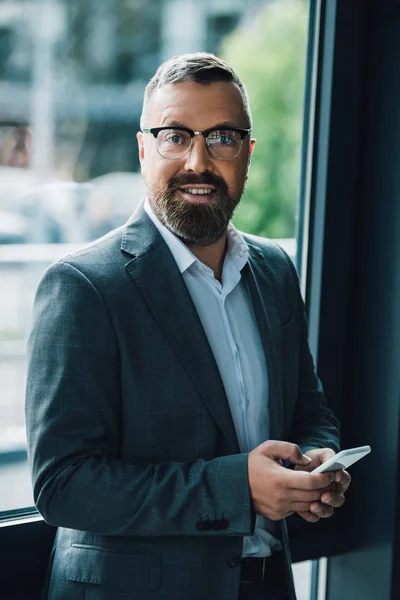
[[137, 80, 255, 246]]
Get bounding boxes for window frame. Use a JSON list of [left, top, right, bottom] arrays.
[[0, 1, 373, 597]]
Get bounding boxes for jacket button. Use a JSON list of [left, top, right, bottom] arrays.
[[220, 519, 229, 530], [196, 520, 206, 531], [226, 554, 241, 567]]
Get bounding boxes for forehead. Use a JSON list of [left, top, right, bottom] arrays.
[[146, 81, 247, 128]]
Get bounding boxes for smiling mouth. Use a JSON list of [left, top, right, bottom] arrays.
[[177, 185, 217, 198], [176, 188, 217, 204], [181, 188, 213, 195]]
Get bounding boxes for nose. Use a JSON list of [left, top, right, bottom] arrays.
[[183, 135, 214, 174]]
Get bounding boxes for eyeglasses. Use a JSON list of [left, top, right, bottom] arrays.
[[141, 125, 251, 160]]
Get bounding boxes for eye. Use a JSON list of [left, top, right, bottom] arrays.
[[164, 130, 188, 145], [220, 133, 234, 144], [208, 130, 236, 145], [169, 134, 183, 144]]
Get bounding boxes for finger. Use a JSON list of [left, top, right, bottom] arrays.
[[294, 464, 313, 473], [334, 470, 344, 482], [286, 489, 324, 503], [320, 492, 345, 508], [261, 440, 312, 467], [310, 502, 334, 518], [325, 478, 351, 496], [324, 481, 342, 494], [296, 510, 320, 523], [319, 449, 336, 463], [326, 478, 351, 495], [288, 470, 335, 491], [288, 500, 326, 513], [333, 470, 351, 491]]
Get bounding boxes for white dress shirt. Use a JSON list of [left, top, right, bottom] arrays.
[[144, 198, 281, 557]]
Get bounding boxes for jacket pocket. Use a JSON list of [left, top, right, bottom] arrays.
[[66, 544, 161, 591]]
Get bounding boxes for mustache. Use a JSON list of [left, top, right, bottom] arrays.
[[168, 173, 228, 194]]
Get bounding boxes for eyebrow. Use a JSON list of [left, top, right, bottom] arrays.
[[165, 120, 242, 130]]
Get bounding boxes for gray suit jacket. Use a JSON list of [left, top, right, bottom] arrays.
[[25, 204, 340, 600]]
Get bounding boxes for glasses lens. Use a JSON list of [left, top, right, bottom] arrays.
[[157, 128, 192, 158], [206, 130, 243, 159]]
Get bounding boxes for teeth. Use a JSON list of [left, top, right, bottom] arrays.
[[185, 188, 213, 195]]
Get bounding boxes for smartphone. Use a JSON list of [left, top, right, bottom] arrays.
[[312, 445, 371, 473]]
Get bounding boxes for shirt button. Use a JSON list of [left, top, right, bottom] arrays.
[[226, 554, 241, 567]]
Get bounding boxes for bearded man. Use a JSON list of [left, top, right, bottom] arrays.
[[26, 53, 349, 600]]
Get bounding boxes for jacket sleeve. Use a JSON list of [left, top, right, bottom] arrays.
[[281, 250, 341, 454], [25, 260, 254, 537]]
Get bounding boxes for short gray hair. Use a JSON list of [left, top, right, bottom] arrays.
[[141, 52, 252, 128]]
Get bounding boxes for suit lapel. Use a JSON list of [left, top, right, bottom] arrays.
[[121, 206, 240, 454], [243, 244, 284, 441]]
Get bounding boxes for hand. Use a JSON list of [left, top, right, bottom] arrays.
[[248, 441, 336, 521], [294, 448, 351, 522]]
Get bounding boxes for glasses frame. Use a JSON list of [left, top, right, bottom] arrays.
[[141, 125, 252, 160]]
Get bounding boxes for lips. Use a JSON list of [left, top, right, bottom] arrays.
[[177, 187, 216, 203], [169, 174, 226, 195], [179, 186, 216, 196]]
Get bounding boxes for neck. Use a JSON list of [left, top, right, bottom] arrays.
[[186, 234, 228, 283]]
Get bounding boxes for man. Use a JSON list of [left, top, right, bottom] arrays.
[[26, 53, 350, 600]]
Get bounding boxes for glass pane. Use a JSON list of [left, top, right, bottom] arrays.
[[221, 0, 309, 249], [293, 561, 312, 600], [0, 3, 312, 596]]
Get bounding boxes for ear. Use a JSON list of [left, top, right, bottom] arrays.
[[246, 138, 256, 178], [137, 131, 145, 165]]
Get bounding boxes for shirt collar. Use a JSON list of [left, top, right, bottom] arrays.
[[144, 197, 249, 275]]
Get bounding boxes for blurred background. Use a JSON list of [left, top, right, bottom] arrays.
[[0, 1, 309, 591]]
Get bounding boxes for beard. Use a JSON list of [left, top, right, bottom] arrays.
[[146, 172, 243, 246]]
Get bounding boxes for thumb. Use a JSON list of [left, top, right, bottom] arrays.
[[318, 448, 336, 464], [260, 440, 312, 466]]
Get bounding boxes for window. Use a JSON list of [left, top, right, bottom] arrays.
[[0, 0, 311, 593]]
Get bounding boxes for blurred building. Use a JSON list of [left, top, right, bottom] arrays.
[[0, 0, 264, 244], [0, 0, 260, 176]]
